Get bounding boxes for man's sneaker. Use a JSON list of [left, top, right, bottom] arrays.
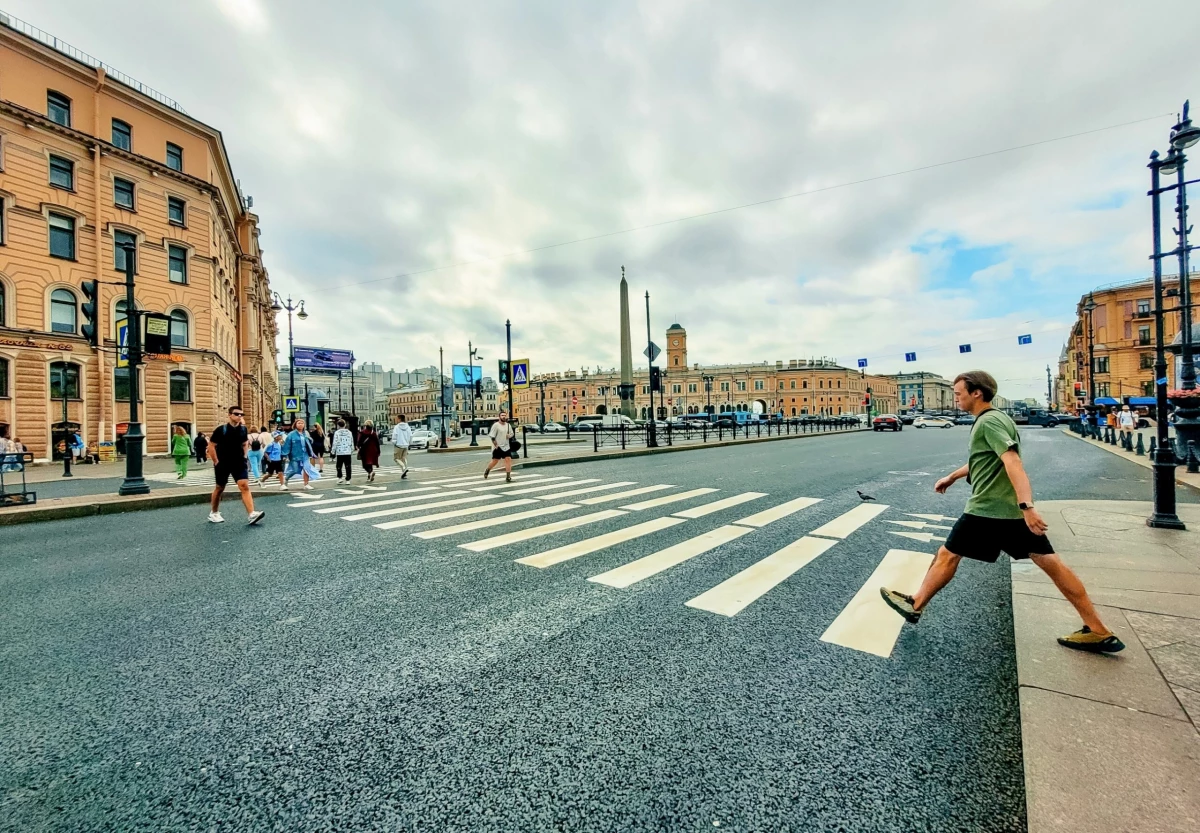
[[505, 474, 512, 483], [1057, 626, 1126, 653], [303, 484, 314, 491], [401, 470, 408, 479], [483, 469, 490, 479], [880, 587, 921, 624], [247, 510, 265, 526], [280, 483, 288, 491], [208, 512, 225, 524]]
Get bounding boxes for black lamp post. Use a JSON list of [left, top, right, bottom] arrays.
[[117, 242, 149, 495], [702, 374, 714, 415], [438, 346, 448, 448], [1083, 294, 1097, 420], [270, 293, 307, 400], [468, 341, 482, 446], [58, 362, 72, 477]]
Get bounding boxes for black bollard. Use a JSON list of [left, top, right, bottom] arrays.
[[1136, 432, 1145, 456], [1190, 440, 1199, 475], [1149, 436, 1157, 460]]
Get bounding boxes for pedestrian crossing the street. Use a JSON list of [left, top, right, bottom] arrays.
[[285, 471, 941, 659]]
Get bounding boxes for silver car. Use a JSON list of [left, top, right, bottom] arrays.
[[409, 429, 437, 450]]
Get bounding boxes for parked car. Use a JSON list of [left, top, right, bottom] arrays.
[[954, 414, 976, 425], [1025, 410, 1079, 428], [409, 429, 437, 450], [539, 421, 567, 433], [913, 416, 954, 429], [569, 421, 597, 431], [873, 414, 903, 432], [899, 413, 917, 425]]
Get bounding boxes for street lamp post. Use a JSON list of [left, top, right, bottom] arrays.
[[1083, 294, 1097, 433], [438, 346, 448, 448], [58, 362, 72, 477], [702, 374, 714, 416], [468, 341, 482, 447], [117, 242, 149, 495], [270, 293, 307, 400]]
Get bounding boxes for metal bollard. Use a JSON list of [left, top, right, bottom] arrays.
[[1190, 440, 1199, 474], [1135, 432, 1145, 456], [1149, 436, 1157, 460]]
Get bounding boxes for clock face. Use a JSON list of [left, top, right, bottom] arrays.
[[671, 339, 679, 346]]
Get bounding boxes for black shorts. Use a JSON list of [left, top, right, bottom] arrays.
[[491, 447, 512, 460], [264, 459, 283, 475], [945, 513, 1055, 562], [215, 462, 249, 488]]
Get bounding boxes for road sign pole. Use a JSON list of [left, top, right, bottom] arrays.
[[117, 243, 149, 496], [506, 320, 514, 421]]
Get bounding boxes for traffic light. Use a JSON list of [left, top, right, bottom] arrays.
[[498, 360, 510, 385], [272, 409, 284, 424], [474, 380, 483, 399], [657, 406, 667, 420], [649, 366, 662, 392], [80, 279, 99, 348], [1073, 382, 1083, 397]]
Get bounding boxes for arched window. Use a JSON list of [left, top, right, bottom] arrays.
[[49, 361, 80, 399], [50, 288, 77, 333], [0, 282, 6, 326], [169, 371, 191, 402], [169, 309, 189, 347]]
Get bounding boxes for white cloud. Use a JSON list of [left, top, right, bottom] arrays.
[[212, 0, 268, 34]]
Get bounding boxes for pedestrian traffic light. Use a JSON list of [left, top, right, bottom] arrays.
[[474, 380, 483, 399], [498, 360, 510, 385], [80, 279, 99, 348], [1074, 382, 1083, 397], [272, 408, 284, 424], [649, 366, 662, 392]]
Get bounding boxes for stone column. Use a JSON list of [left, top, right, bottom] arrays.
[[618, 267, 636, 419]]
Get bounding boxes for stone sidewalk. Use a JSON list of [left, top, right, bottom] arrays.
[[1063, 426, 1200, 492], [1012, 499, 1200, 833]]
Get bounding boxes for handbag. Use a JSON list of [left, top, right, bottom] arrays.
[[508, 426, 521, 453]]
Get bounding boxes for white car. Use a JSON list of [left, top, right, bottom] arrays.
[[409, 429, 437, 449], [913, 416, 954, 429]]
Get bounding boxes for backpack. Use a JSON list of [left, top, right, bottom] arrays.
[[251, 438, 262, 451]]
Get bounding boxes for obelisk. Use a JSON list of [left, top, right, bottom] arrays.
[[618, 266, 636, 419]]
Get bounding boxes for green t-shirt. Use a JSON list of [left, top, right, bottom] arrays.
[[964, 409, 1023, 519]]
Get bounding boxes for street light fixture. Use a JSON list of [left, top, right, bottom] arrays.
[[271, 293, 306, 407], [1171, 100, 1200, 150], [1082, 293, 1097, 413], [468, 341, 482, 447]]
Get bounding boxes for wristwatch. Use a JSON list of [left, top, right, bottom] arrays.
[[1019, 502, 1034, 510]]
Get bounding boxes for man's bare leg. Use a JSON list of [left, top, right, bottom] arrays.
[[236, 480, 255, 515], [1030, 552, 1109, 634], [210, 486, 223, 513], [911, 546, 962, 611], [484, 458, 498, 475]]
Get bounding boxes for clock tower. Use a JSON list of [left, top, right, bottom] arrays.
[[666, 323, 687, 370]]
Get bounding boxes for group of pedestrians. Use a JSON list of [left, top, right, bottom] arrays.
[[0, 433, 29, 473]]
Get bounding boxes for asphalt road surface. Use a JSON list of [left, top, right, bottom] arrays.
[[0, 427, 1178, 831]]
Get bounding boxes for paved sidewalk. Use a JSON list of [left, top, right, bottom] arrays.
[[1012, 499, 1200, 833], [1062, 427, 1200, 492]]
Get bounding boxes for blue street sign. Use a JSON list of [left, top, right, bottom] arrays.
[[904, 352, 917, 362], [857, 358, 868, 368], [1018, 334, 1032, 345], [116, 320, 129, 368], [959, 344, 971, 353], [1157, 377, 1169, 386], [282, 395, 300, 413], [451, 365, 483, 385], [510, 359, 531, 389]]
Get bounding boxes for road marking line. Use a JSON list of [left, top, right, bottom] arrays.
[[496, 478, 601, 496], [889, 531, 945, 544], [361, 485, 388, 491], [535, 481, 637, 500], [336, 489, 365, 495], [807, 503, 890, 539], [342, 494, 495, 521], [577, 485, 676, 505], [588, 525, 754, 589], [672, 492, 768, 519], [685, 536, 838, 617], [620, 487, 718, 511], [469, 476, 573, 492], [906, 513, 957, 523], [374, 499, 541, 531], [516, 517, 687, 568], [290, 486, 440, 509], [732, 496, 823, 528], [459, 509, 627, 552], [819, 548, 934, 658], [413, 503, 579, 539], [311, 489, 465, 514], [887, 520, 952, 530], [288, 493, 324, 501], [424, 473, 546, 487]]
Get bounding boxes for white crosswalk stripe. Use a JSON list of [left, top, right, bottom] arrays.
[[289, 486, 440, 509], [535, 481, 637, 500], [516, 516, 686, 569], [470, 476, 573, 492], [820, 549, 933, 658], [672, 492, 767, 518], [343, 494, 497, 521], [732, 496, 823, 528], [588, 525, 754, 589], [312, 489, 464, 514], [620, 488, 718, 511], [685, 536, 837, 617], [808, 503, 890, 539], [493, 479, 601, 496], [413, 503, 580, 539], [374, 498, 541, 531], [459, 509, 628, 553], [577, 485, 675, 505]]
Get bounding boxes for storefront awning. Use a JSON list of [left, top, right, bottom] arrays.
[[1128, 396, 1157, 406], [1093, 397, 1119, 405]]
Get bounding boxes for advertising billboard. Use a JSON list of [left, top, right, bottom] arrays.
[[451, 364, 483, 385], [293, 346, 355, 371]]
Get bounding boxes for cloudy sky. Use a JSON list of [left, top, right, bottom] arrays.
[[14, 0, 1200, 400]]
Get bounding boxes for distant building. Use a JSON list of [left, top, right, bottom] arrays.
[[357, 362, 437, 394], [884, 372, 955, 412]]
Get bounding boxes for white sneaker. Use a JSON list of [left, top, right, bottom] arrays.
[[280, 483, 289, 491], [247, 510, 265, 525], [303, 484, 314, 491], [208, 512, 225, 523]]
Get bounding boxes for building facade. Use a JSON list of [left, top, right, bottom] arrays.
[[1058, 276, 1184, 408], [283, 367, 374, 423], [0, 15, 278, 459], [511, 324, 898, 425], [885, 372, 955, 413]]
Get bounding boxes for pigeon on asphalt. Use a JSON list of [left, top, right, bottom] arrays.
[[857, 490, 876, 501]]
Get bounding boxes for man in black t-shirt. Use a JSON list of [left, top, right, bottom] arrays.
[[207, 405, 264, 525]]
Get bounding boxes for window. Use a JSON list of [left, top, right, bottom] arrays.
[[672, 384, 681, 394], [49, 155, 73, 190], [114, 367, 131, 401], [50, 288, 77, 333], [688, 383, 697, 393], [169, 371, 191, 402], [803, 381, 808, 389], [48, 213, 75, 259], [0, 196, 5, 245], [1138, 326, 1151, 346], [1137, 299, 1151, 316], [0, 282, 5, 326], [49, 361, 80, 399], [1143, 380, 1155, 397], [113, 231, 137, 272], [47, 91, 71, 127], [165, 142, 183, 171], [720, 382, 729, 392], [754, 380, 764, 391], [112, 119, 132, 151], [1095, 382, 1111, 398], [169, 310, 189, 347], [790, 380, 796, 389], [113, 177, 135, 209], [1141, 353, 1155, 370], [168, 196, 186, 226], [0, 356, 7, 397], [737, 381, 746, 391], [168, 245, 188, 284]]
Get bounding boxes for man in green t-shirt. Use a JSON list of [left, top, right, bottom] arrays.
[[881, 370, 1124, 653]]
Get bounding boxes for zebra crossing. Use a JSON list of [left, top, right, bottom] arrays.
[[286, 472, 939, 658]]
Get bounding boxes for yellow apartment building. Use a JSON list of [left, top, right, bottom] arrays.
[[0, 14, 278, 460]]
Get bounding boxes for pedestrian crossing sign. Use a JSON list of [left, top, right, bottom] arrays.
[[282, 395, 300, 413], [511, 359, 531, 389], [116, 320, 129, 368]]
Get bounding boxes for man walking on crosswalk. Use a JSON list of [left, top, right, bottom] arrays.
[[483, 411, 515, 483], [391, 415, 413, 479], [880, 370, 1124, 653]]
